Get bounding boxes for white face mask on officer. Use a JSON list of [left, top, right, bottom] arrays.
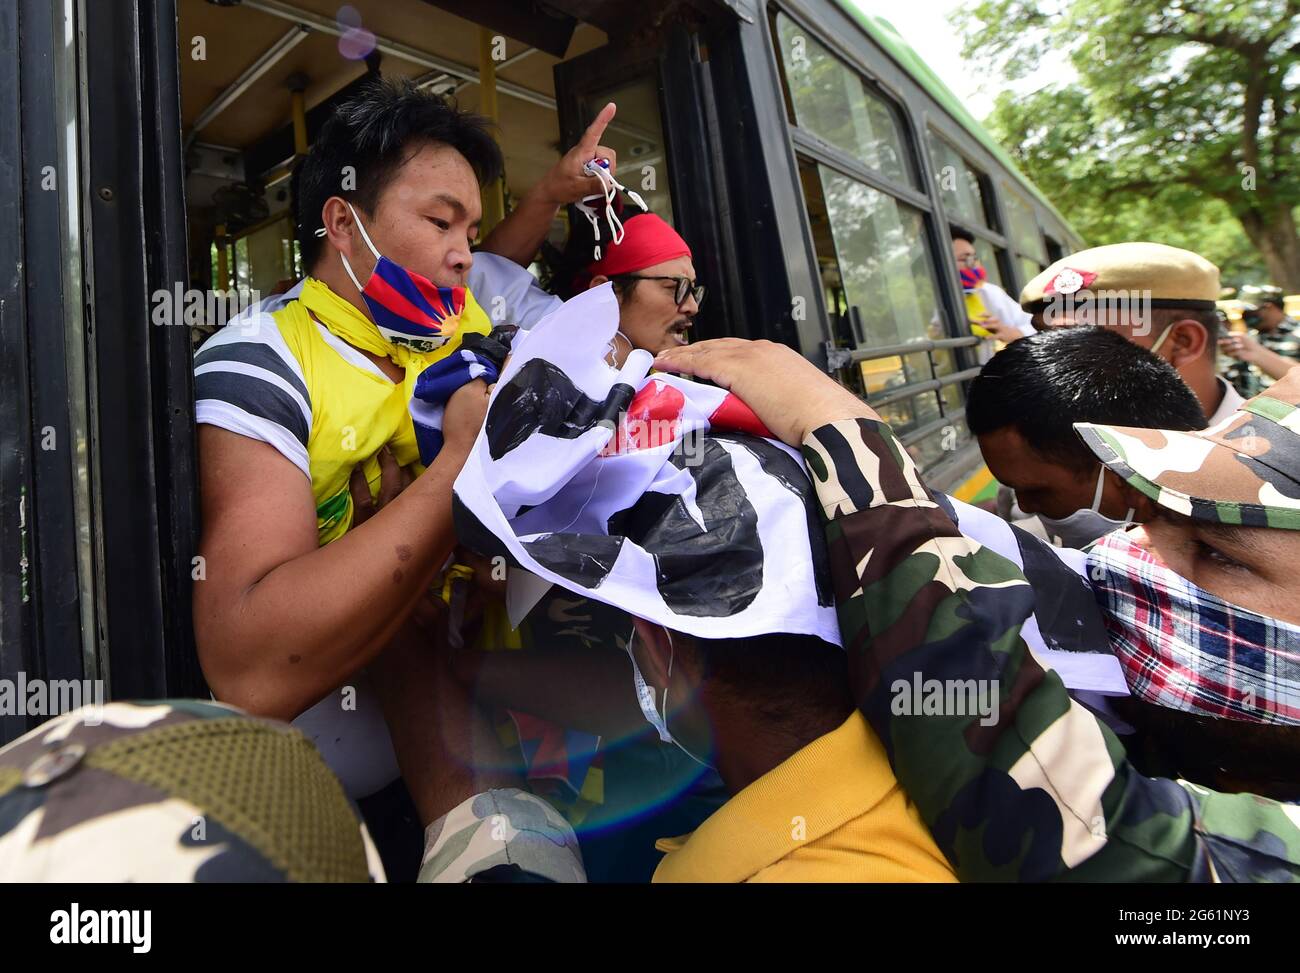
[[1145, 320, 1176, 360], [625, 625, 714, 769]]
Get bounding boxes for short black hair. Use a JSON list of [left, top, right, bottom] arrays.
[[673, 631, 853, 739], [1260, 295, 1286, 311], [293, 77, 502, 270], [967, 326, 1207, 472], [950, 226, 975, 245]]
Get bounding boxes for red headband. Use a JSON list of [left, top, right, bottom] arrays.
[[587, 213, 692, 279]]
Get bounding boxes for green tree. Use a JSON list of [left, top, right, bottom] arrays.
[[955, 0, 1300, 291]]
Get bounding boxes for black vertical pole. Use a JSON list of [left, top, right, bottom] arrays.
[[81, 0, 202, 700], [0, 1, 38, 744]]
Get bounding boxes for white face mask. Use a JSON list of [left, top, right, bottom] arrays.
[[1037, 464, 1135, 545], [605, 329, 634, 365], [625, 625, 714, 769]]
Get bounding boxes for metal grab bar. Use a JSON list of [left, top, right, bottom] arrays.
[[847, 335, 980, 363], [899, 408, 967, 448], [867, 366, 981, 408]]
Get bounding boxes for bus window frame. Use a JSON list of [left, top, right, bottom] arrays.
[[926, 125, 1022, 296], [768, 1, 979, 469], [927, 128, 1005, 240], [83, 0, 204, 702]]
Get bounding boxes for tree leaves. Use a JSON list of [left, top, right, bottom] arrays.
[[956, 0, 1300, 288]]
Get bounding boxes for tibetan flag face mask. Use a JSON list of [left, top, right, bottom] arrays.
[[325, 202, 467, 352], [959, 265, 987, 293]]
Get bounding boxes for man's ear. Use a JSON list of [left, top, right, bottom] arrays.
[[321, 196, 358, 258], [630, 616, 673, 692], [1165, 318, 1209, 364], [588, 274, 609, 291]]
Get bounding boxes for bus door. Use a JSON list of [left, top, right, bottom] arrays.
[[554, 23, 739, 343], [1, 0, 199, 745]]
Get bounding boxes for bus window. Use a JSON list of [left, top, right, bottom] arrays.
[[973, 238, 1006, 289], [1018, 256, 1044, 288], [1002, 183, 1047, 265], [799, 158, 965, 461], [775, 9, 972, 470], [928, 133, 990, 231], [774, 13, 914, 189]]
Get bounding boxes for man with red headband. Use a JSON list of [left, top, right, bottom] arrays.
[[579, 210, 703, 365], [477, 204, 704, 364]]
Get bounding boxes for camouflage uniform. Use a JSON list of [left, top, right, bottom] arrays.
[[0, 700, 384, 882], [801, 399, 1300, 881], [1225, 315, 1300, 399], [418, 787, 586, 883]]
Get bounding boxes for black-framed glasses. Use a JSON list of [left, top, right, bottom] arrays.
[[612, 274, 706, 309]]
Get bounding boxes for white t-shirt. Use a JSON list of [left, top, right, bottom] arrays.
[[467, 252, 562, 331], [1209, 375, 1246, 426], [976, 281, 1036, 336]]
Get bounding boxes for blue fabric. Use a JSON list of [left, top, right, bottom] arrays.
[[410, 327, 515, 465]]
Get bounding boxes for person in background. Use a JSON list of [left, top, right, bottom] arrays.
[[656, 337, 1300, 880], [951, 227, 1034, 346], [1220, 292, 1300, 397], [967, 327, 1207, 549], [989, 242, 1246, 530]]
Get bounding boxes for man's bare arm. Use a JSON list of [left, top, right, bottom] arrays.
[[193, 382, 489, 721]]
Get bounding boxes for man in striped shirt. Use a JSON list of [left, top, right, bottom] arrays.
[[192, 77, 619, 871]]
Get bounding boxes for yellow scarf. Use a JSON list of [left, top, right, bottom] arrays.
[[296, 276, 492, 374], [284, 277, 491, 544]]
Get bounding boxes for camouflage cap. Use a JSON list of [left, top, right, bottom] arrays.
[[1074, 368, 1300, 529], [0, 700, 385, 882], [1020, 242, 1220, 313]]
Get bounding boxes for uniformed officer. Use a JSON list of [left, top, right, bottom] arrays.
[[997, 242, 1243, 546], [656, 337, 1300, 882]]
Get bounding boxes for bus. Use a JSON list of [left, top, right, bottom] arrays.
[[0, 0, 1081, 740]]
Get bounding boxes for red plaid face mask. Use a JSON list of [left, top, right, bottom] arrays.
[[1086, 530, 1300, 725]]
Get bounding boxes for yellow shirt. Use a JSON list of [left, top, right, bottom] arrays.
[[652, 711, 956, 883]]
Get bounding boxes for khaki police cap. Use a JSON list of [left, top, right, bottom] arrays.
[[1020, 242, 1220, 312]]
